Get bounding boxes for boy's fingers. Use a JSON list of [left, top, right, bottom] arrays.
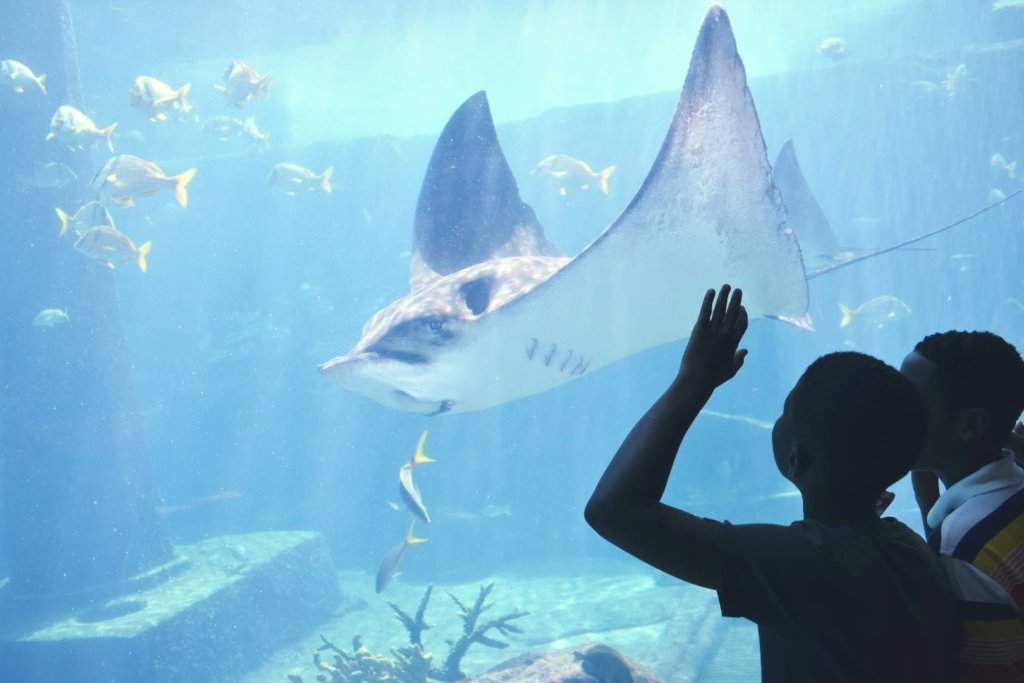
[[712, 284, 731, 322], [735, 307, 749, 337], [698, 288, 715, 324], [724, 287, 743, 326]]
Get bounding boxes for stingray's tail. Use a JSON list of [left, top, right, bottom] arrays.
[[597, 165, 616, 194]]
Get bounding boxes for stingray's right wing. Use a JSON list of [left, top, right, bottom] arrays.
[[475, 7, 811, 373]]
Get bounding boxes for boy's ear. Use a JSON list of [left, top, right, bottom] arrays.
[[958, 407, 992, 442], [788, 445, 809, 479]]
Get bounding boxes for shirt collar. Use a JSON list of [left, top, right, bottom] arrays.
[[927, 451, 1023, 529]]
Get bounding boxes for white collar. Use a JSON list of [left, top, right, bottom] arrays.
[[927, 451, 1023, 529]]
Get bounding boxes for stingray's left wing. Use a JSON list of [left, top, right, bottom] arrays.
[[410, 92, 563, 293]]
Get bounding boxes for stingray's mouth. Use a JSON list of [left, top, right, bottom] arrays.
[[369, 347, 429, 365]]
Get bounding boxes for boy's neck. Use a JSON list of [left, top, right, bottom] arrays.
[[938, 448, 1006, 489], [802, 496, 881, 527]]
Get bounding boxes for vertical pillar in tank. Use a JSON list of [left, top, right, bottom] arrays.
[[0, 0, 174, 601]]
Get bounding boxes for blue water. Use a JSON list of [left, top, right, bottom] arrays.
[[3, 1, 1024, 680]]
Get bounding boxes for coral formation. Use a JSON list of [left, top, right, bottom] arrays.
[[289, 583, 527, 683]]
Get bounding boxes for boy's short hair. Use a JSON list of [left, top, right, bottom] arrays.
[[914, 331, 1024, 448], [792, 352, 926, 499]]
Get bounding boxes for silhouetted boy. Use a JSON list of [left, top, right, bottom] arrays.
[[905, 331, 1024, 679], [586, 285, 955, 682]]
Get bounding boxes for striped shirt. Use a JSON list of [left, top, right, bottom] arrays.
[[928, 452, 1024, 681]]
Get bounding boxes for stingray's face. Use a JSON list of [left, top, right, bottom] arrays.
[[318, 284, 481, 416], [319, 257, 567, 415]]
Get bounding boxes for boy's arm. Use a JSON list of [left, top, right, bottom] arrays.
[[585, 286, 748, 590]]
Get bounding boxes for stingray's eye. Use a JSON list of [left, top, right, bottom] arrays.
[[427, 317, 444, 333]]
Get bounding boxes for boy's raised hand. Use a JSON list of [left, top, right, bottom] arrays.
[[678, 284, 749, 389]]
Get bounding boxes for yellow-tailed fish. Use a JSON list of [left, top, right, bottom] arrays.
[[268, 163, 332, 195], [91, 154, 197, 208], [531, 154, 615, 196], [214, 60, 271, 108], [74, 226, 151, 272], [47, 105, 117, 152], [33, 308, 69, 327], [1, 59, 46, 95], [129, 76, 193, 122], [375, 519, 427, 594], [56, 200, 115, 237], [839, 295, 911, 329], [398, 431, 435, 525]]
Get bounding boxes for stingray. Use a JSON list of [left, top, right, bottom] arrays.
[[318, 5, 1015, 416], [771, 139, 841, 268]]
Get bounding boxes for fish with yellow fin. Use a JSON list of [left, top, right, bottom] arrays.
[[531, 154, 615, 196], [74, 226, 151, 272], [375, 519, 427, 594], [47, 105, 117, 152], [214, 60, 271, 108], [56, 200, 114, 237], [1, 59, 46, 95], [268, 163, 332, 195], [129, 76, 193, 122], [839, 295, 912, 329], [91, 155, 197, 208], [399, 431, 436, 524]]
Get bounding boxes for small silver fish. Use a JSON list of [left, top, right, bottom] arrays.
[[817, 37, 849, 60], [839, 295, 912, 329], [203, 116, 269, 146], [47, 105, 117, 152], [531, 154, 615, 196], [33, 308, 69, 327], [74, 226, 151, 272], [91, 154, 197, 208], [268, 163, 332, 195], [56, 200, 115, 237], [130, 76, 193, 122], [1, 59, 46, 95], [22, 162, 77, 189], [480, 504, 512, 518], [214, 60, 271, 108], [375, 519, 427, 593], [398, 431, 435, 524], [991, 153, 1017, 180]]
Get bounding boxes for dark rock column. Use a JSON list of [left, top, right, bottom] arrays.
[[0, 0, 173, 602]]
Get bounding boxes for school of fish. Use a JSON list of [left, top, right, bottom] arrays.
[[2, 56, 344, 293]]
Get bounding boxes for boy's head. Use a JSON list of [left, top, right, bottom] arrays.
[[901, 331, 1024, 472], [773, 352, 927, 503]]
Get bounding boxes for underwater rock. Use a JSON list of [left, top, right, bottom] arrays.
[[465, 642, 660, 683], [574, 644, 634, 683]]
